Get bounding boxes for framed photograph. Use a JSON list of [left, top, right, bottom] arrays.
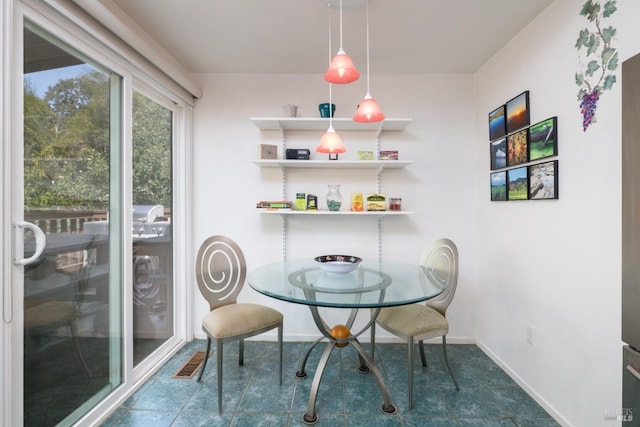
[[507, 166, 528, 200], [490, 171, 507, 201], [490, 138, 507, 170], [529, 117, 557, 161], [489, 105, 506, 141], [506, 91, 530, 134], [529, 160, 558, 200], [507, 128, 529, 167]]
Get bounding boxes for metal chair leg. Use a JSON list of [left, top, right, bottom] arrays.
[[217, 338, 223, 413], [239, 338, 244, 366], [418, 339, 427, 367], [442, 335, 460, 391], [278, 324, 283, 385], [370, 323, 376, 362], [197, 338, 211, 382], [69, 322, 91, 378], [407, 336, 414, 410]]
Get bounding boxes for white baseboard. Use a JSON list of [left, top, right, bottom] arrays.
[[475, 340, 571, 427]]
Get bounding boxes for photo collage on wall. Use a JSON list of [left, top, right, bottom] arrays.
[[488, 91, 559, 201]]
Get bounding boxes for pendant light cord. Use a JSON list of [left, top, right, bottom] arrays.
[[328, 2, 334, 127], [339, 0, 344, 49], [328, 2, 332, 63], [365, 0, 370, 93]]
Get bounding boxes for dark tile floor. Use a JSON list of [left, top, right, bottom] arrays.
[[101, 340, 559, 426]]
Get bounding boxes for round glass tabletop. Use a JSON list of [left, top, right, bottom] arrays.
[[247, 258, 445, 308]]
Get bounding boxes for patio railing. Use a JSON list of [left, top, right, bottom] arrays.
[[24, 209, 108, 235]]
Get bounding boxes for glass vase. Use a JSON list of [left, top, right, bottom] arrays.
[[326, 185, 342, 211]]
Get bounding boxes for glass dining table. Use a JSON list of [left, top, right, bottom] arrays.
[[247, 258, 446, 424]]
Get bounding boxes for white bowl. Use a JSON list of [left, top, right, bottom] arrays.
[[314, 255, 362, 274]]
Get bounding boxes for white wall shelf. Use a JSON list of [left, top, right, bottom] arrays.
[[251, 117, 412, 137], [252, 159, 411, 170], [252, 116, 413, 260], [256, 210, 413, 216]]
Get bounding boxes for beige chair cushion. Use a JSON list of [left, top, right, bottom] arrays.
[[202, 303, 283, 339], [25, 300, 76, 328], [377, 303, 448, 339]]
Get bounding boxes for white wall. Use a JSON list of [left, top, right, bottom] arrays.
[[474, 0, 640, 426], [190, 72, 477, 342]]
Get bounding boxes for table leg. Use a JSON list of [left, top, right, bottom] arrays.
[[356, 350, 370, 374], [303, 340, 336, 424], [301, 301, 396, 423], [296, 336, 324, 378], [350, 339, 397, 415]]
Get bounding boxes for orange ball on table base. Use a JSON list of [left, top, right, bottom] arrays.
[[330, 324, 351, 348]]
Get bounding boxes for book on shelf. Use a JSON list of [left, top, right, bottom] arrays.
[[256, 200, 293, 209]]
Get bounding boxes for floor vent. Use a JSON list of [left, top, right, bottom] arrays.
[[172, 350, 206, 379]]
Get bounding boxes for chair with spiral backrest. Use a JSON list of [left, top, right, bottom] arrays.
[[195, 235, 283, 413], [371, 238, 460, 409]]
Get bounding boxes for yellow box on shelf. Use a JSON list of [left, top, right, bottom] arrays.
[[351, 193, 363, 211]]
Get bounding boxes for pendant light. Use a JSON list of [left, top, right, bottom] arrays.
[[324, 0, 360, 84], [317, 4, 347, 160], [316, 79, 346, 160], [316, 124, 346, 160], [353, 0, 384, 122]]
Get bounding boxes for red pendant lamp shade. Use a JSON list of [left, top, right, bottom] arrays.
[[353, 93, 385, 122], [325, 48, 360, 84], [324, 0, 359, 84], [316, 126, 346, 155], [353, 0, 384, 123]]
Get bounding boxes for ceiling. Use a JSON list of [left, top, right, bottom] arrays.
[[109, 0, 554, 75]]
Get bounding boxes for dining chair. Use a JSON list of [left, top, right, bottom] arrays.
[[195, 235, 283, 413], [371, 238, 460, 409], [24, 263, 92, 378]]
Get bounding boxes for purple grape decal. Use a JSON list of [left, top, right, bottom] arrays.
[[575, 0, 618, 131], [579, 89, 599, 132]]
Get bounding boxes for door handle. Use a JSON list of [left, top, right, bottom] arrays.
[[4, 221, 46, 323], [13, 221, 46, 265], [627, 364, 640, 381]]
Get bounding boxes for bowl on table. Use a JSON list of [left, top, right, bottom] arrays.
[[314, 255, 362, 274]]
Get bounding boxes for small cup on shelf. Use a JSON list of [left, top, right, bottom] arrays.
[[319, 103, 336, 118], [282, 104, 298, 117], [389, 198, 402, 211]]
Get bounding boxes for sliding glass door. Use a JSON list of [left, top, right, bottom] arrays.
[[22, 23, 122, 426], [131, 90, 174, 367], [2, 1, 191, 423]]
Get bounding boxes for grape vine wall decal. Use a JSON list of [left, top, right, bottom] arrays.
[[575, 0, 618, 131]]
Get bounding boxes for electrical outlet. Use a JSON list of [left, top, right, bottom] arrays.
[[526, 325, 535, 345]]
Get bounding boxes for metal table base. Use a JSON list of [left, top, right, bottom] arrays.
[[296, 304, 397, 425]]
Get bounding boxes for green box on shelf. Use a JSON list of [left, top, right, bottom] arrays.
[[358, 151, 374, 160]]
